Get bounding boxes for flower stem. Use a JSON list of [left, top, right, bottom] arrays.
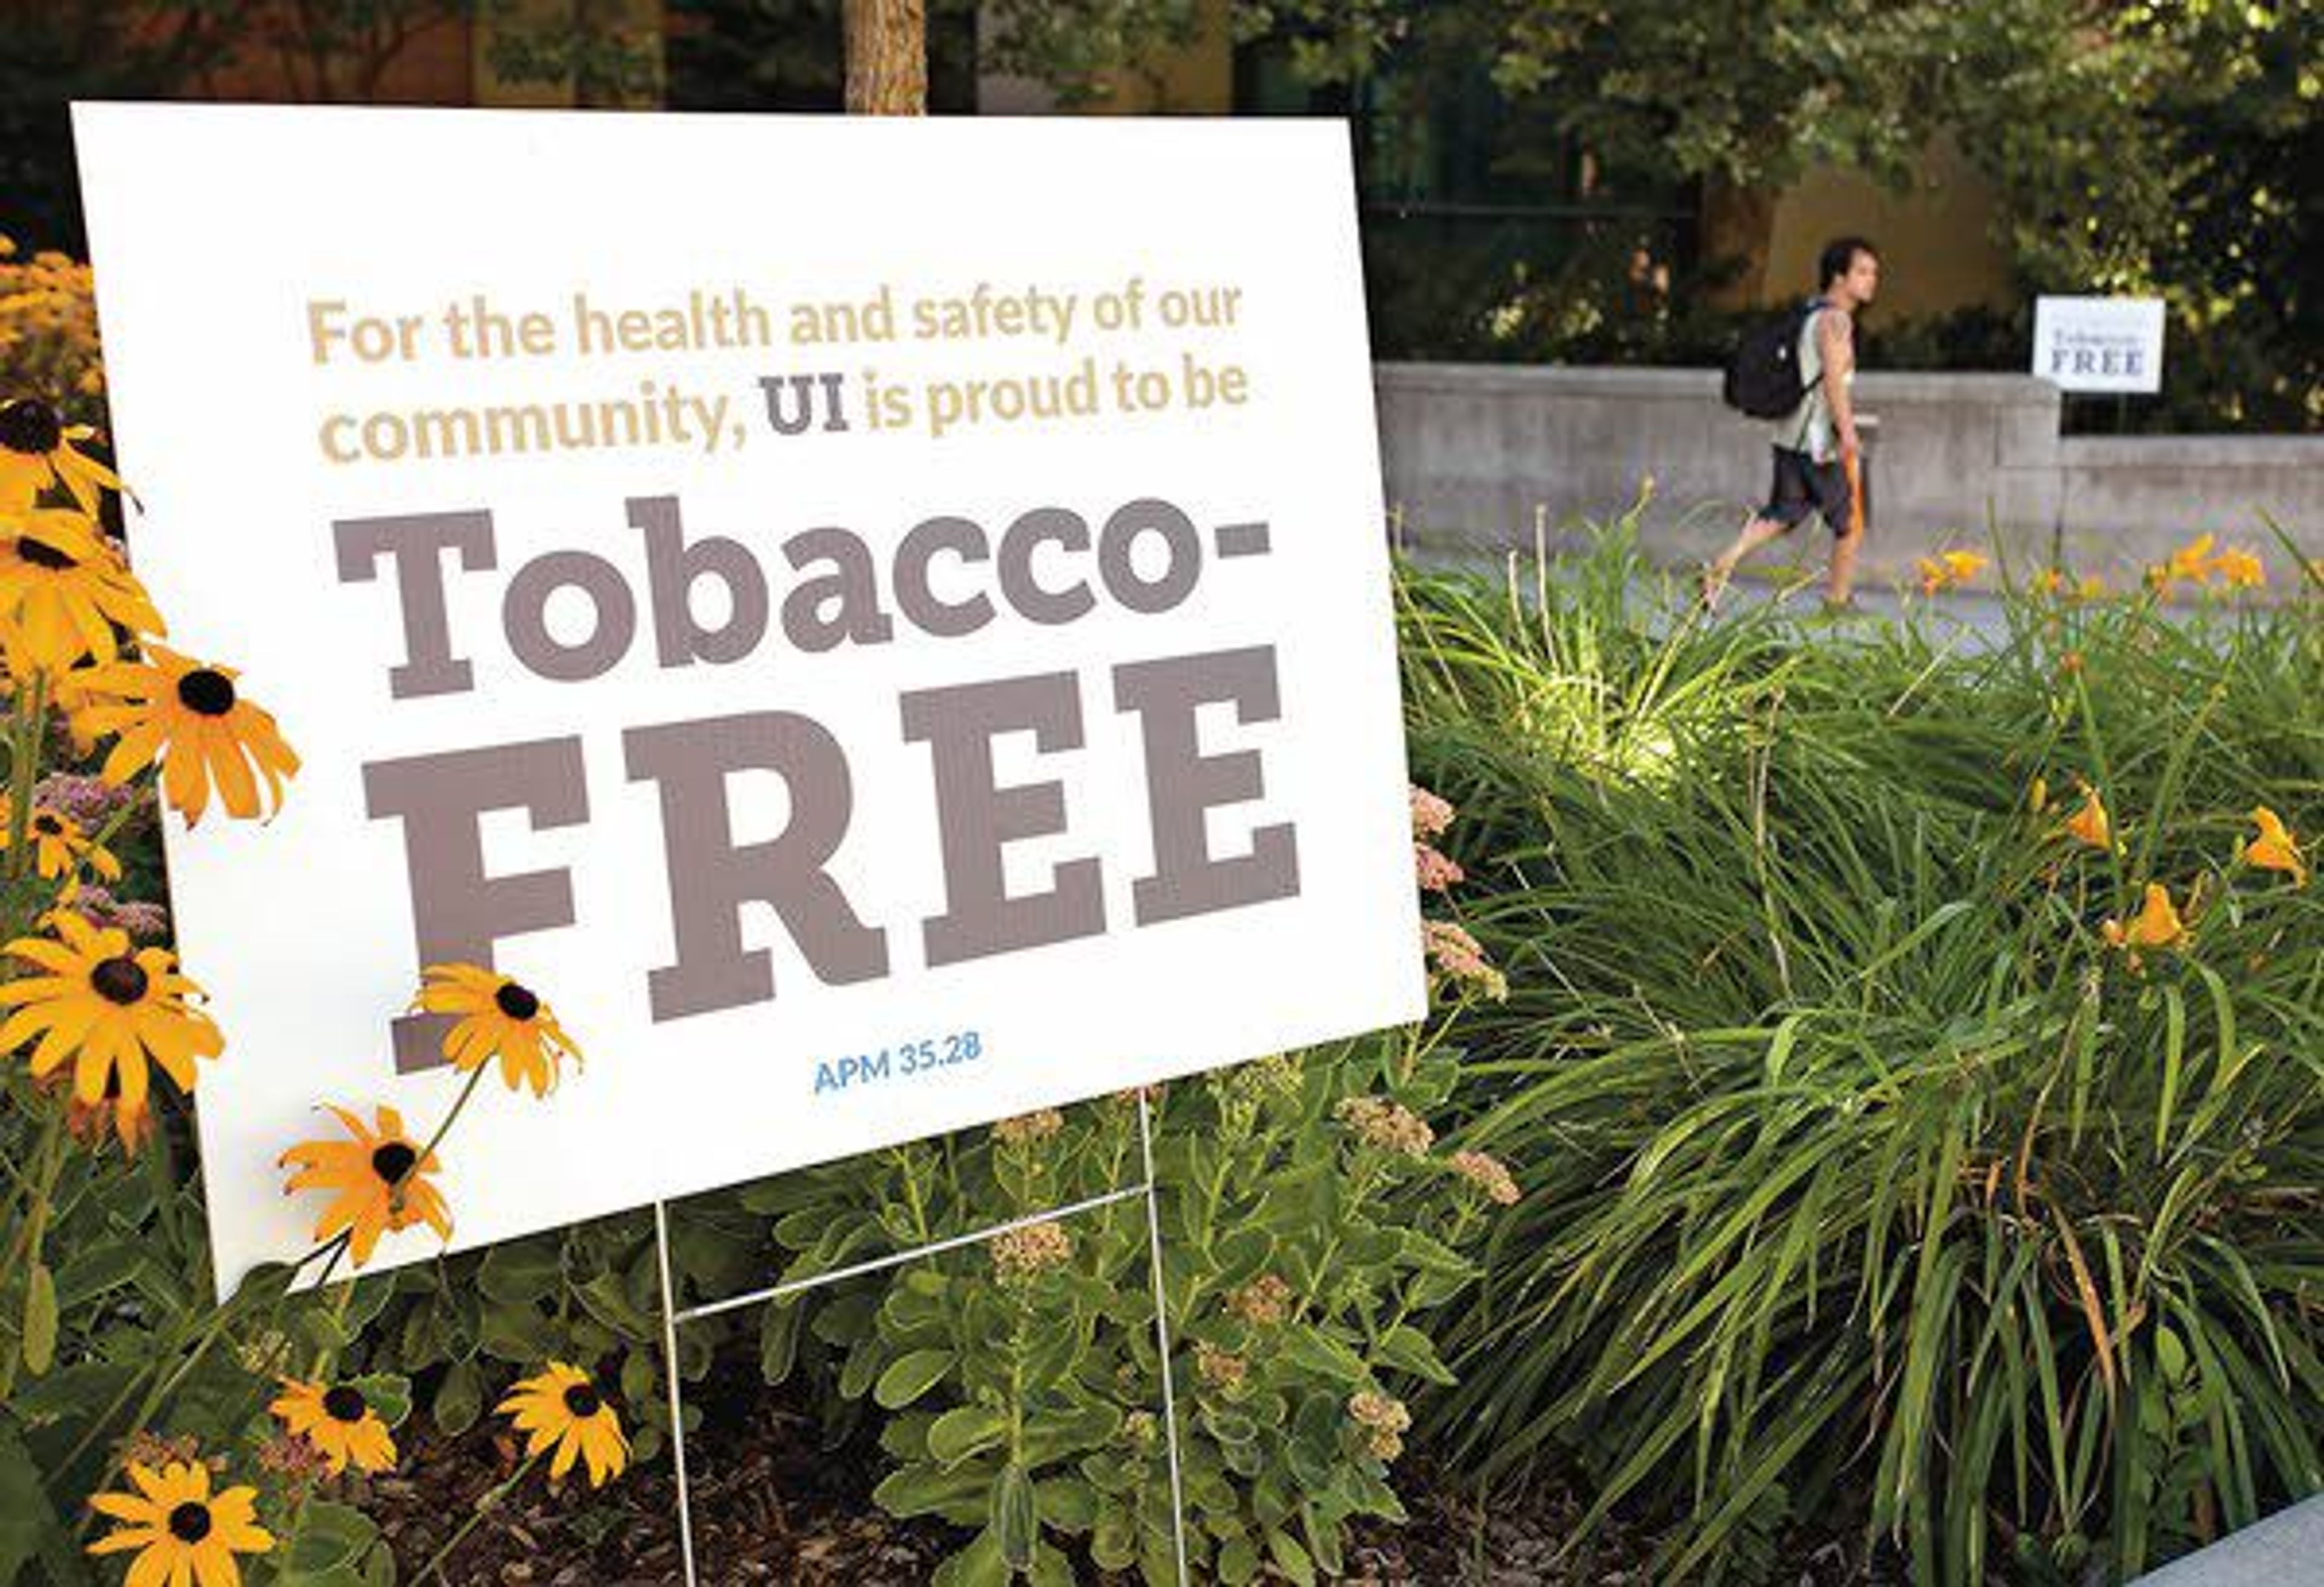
[[80, 767, 156, 858], [0, 1102, 67, 1395], [413, 1450, 541, 1586], [5, 668, 50, 885], [419, 1061, 491, 1167]]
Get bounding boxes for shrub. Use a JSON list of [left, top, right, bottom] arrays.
[[1405, 528, 2324, 1583]]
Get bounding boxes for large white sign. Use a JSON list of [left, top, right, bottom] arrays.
[[2032, 295, 2165, 393], [73, 104, 1423, 1295]]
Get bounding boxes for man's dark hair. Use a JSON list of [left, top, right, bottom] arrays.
[[1819, 237, 1878, 291]]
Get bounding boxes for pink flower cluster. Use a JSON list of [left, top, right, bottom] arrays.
[[33, 772, 136, 829]]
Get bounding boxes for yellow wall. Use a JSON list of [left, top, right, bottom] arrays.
[[474, 0, 666, 109], [1763, 137, 2012, 315], [1084, 0, 1235, 114]]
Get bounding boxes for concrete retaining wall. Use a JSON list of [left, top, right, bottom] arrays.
[[1373, 364, 2322, 586]]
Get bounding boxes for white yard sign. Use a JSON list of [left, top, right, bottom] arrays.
[[2032, 295, 2165, 393], [72, 105, 1423, 1295]]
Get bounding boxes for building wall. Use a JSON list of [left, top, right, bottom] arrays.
[[165, 7, 478, 104], [1763, 137, 2014, 316], [1372, 364, 2315, 588]]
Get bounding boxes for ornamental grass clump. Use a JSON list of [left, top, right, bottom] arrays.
[[1401, 521, 2322, 1585]]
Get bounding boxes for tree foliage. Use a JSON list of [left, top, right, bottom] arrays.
[[1236, 0, 2319, 427]]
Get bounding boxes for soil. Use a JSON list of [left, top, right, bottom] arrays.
[[362, 1368, 1905, 1586]]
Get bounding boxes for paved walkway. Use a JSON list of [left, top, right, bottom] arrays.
[[2127, 1495, 2324, 1584]]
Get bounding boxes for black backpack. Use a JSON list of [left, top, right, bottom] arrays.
[[1723, 300, 1821, 418]]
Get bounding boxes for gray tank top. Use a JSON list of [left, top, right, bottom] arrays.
[[1774, 303, 1844, 462]]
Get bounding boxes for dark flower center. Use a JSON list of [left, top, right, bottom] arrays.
[[176, 669, 237, 717], [15, 535, 76, 571], [494, 981, 540, 1021], [32, 813, 62, 835], [562, 1382, 602, 1419], [323, 1385, 369, 1422], [0, 398, 62, 457], [90, 956, 148, 1005], [166, 1502, 212, 1543], [370, 1142, 418, 1186]]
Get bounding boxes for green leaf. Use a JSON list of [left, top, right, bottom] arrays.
[[575, 1270, 655, 1339], [875, 1462, 994, 1521], [282, 1500, 376, 1575], [21, 1264, 56, 1377], [1394, 1229, 1471, 1277], [927, 1404, 1010, 1465], [478, 1298, 548, 1364], [874, 1348, 958, 1410], [1036, 1475, 1100, 1532], [1023, 1403, 1123, 1466], [1092, 1500, 1139, 1570], [347, 1372, 412, 1428], [0, 1419, 62, 1586], [1267, 1526, 1318, 1586], [992, 1462, 1039, 1571], [477, 1241, 562, 1306], [432, 1358, 482, 1436], [931, 1530, 1011, 1587], [759, 1298, 803, 1385], [1280, 1329, 1367, 1384], [55, 1244, 145, 1309], [1372, 1326, 1457, 1386]]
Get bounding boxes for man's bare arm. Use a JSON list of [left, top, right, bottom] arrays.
[[1819, 308, 1857, 456]]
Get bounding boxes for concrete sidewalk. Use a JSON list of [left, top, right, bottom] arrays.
[[2127, 1495, 2324, 1584]]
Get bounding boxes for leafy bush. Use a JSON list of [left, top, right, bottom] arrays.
[[361, 1015, 1509, 1586], [739, 1028, 1502, 1586], [1403, 527, 2324, 1583]]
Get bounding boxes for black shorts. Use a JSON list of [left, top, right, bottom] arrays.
[[1762, 445, 1866, 537]]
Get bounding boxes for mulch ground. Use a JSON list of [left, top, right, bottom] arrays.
[[360, 1367, 1905, 1585]]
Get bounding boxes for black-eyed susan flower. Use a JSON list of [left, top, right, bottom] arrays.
[[278, 1105, 451, 1267], [269, 1379, 398, 1475], [0, 396, 119, 513], [416, 964, 581, 1097], [61, 1068, 156, 1156], [0, 505, 163, 670], [497, 1362, 629, 1487], [87, 1459, 274, 1587], [2103, 882, 2188, 953], [2245, 806, 2308, 886], [77, 645, 299, 826], [2063, 784, 2112, 851], [0, 797, 123, 884], [0, 911, 220, 1116]]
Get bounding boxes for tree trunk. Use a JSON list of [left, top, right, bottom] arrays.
[[844, 0, 928, 115], [1701, 177, 1779, 310]]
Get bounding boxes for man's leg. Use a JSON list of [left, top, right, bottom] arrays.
[[1704, 514, 1788, 610], [1826, 523, 1863, 605], [1825, 453, 1867, 605]]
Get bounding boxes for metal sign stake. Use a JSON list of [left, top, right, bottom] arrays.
[[652, 1114, 1193, 1586]]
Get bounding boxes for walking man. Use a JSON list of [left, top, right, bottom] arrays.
[[1705, 237, 1879, 611]]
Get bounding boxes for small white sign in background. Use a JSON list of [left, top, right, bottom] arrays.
[[2032, 295, 2165, 394], [73, 104, 1424, 1295]]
